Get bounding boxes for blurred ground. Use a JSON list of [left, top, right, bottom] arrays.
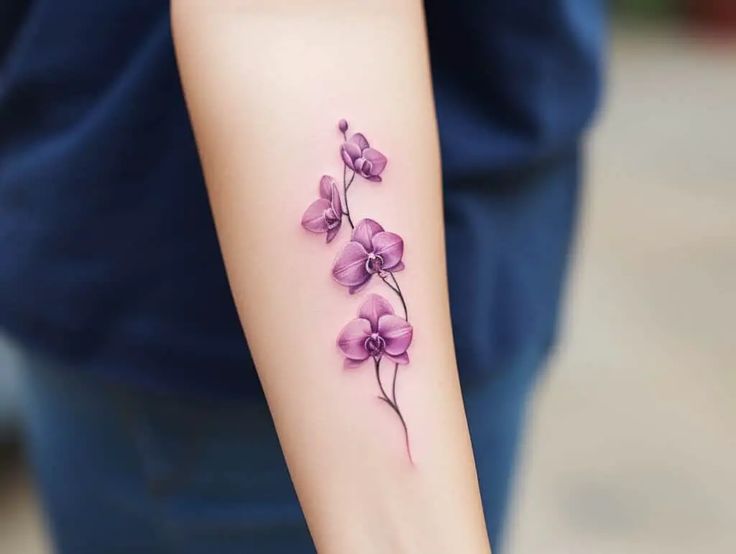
[[0, 27, 735, 554], [506, 28, 736, 554], [0, 443, 48, 554]]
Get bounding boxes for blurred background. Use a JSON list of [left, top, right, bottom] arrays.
[[1, 2, 735, 553]]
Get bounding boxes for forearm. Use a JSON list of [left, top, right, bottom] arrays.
[[172, 1, 491, 552]]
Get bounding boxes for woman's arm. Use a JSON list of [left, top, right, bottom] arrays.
[[171, 1, 491, 552]]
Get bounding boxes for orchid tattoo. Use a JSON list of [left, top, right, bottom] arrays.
[[301, 119, 414, 463], [301, 176, 343, 243], [332, 218, 405, 295]]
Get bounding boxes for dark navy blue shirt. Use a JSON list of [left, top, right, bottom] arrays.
[[0, 1, 604, 396]]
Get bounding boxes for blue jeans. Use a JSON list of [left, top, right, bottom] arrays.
[[13, 342, 540, 553]]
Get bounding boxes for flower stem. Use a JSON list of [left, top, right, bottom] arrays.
[[342, 164, 356, 229], [379, 272, 408, 322], [391, 362, 399, 405], [374, 357, 391, 401], [374, 358, 413, 464], [379, 274, 399, 294], [377, 272, 409, 451], [389, 271, 408, 321]]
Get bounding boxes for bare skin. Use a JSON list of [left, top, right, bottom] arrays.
[[172, 1, 492, 552]]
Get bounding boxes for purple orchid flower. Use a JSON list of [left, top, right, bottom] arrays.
[[337, 294, 413, 368], [301, 175, 343, 243], [340, 132, 388, 182], [332, 218, 404, 294]]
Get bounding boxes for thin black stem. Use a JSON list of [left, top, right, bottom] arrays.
[[339, 130, 411, 463], [374, 357, 391, 403], [379, 274, 400, 295], [389, 271, 408, 321], [374, 358, 413, 464], [342, 164, 356, 229], [378, 272, 408, 446]]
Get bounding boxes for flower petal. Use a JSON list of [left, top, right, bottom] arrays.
[[344, 358, 366, 369], [351, 218, 384, 251], [371, 231, 404, 270], [332, 241, 370, 287], [358, 294, 395, 331], [362, 148, 387, 175], [366, 175, 382, 182], [337, 318, 372, 361], [341, 149, 354, 169], [348, 282, 370, 295], [329, 183, 342, 217], [353, 158, 366, 175], [319, 175, 337, 199], [386, 352, 409, 365], [326, 226, 340, 243], [341, 142, 361, 167], [350, 133, 370, 151], [301, 198, 332, 233], [357, 159, 373, 177], [391, 261, 405, 272], [378, 315, 413, 357]]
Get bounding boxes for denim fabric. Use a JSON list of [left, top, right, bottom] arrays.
[[15, 335, 543, 553], [447, 150, 581, 386], [17, 350, 312, 554]]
